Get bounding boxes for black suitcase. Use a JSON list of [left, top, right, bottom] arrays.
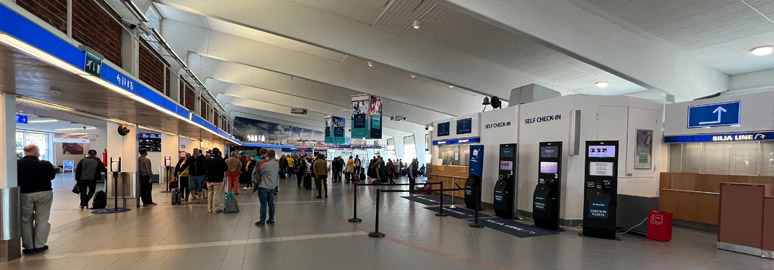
[[304, 175, 312, 189], [92, 190, 107, 209]]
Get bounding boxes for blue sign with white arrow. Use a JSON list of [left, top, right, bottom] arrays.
[[688, 101, 740, 128]]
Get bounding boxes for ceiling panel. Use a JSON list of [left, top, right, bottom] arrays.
[[287, 0, 387, 24]]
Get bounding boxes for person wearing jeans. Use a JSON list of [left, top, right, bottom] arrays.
[[187, 149, 206, 202], [225, 152, 242, 195], [253, 150, 279, 226], [138, 148, 156, 206], [18, 144, 56, 254]]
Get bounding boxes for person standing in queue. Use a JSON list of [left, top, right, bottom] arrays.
[[175, 153, 191, 202], [313, 154, 329, 198], [408, 158, 419, 192], [346, 156, 354, 183], [354, 155, 362, 177], [75, 149, 107, 209], [188, 148, 206, 203], [225, 152, 242, 195], [18, 144, 56, 254], [295, 153, 307, 188], [204, 148, 228, 213], [253, 150, 279, 226], [138, 148, 156, 206]]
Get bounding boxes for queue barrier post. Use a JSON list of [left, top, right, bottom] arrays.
[[349, 182, 440, 223], [348, 182, 362, 223], [435, 181, 447, 217], [469, 183, 483, 228], [368, 188, 385, 238]]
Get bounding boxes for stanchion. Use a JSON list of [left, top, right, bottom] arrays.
[[348, 182, 362, 223], [368, 188, 385, 238], [435, 181, 447, 217], [469, 184, 483, 228]]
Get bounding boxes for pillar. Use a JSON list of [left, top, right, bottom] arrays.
[[0, 93, 20, 261], [106, 122, 138, 208]]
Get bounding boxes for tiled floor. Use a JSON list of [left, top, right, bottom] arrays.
[[2, 173, 773, 269]]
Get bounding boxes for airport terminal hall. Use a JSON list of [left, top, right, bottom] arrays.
[[3, 1, 774, 270]]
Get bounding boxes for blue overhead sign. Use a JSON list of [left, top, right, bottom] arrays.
[[433, 137, 480, 145], [688, 101, 740, 128], [665, 132, 774, 143], [15, 114, 28, 124]]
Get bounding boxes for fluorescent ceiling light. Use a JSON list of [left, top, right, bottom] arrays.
[[16, 96, 75, 112], [0, 34, 87, 76], [595, 81, 610, 88], [751, 46, 773, 56], [28, 119, 59, 123]]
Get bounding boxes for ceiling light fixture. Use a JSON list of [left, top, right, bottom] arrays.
[[413, 19, 421, 29], [751, 46, 774, 56], [367, 61, 373, 67], [28, 119, 59, 123], [595, 81, 610, 88], [410, 74, 416, 78], [449, 85, 454, 88]]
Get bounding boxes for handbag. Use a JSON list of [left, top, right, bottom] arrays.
[[72, 182, 80, 194]]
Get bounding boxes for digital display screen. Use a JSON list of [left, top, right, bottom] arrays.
[[500, 161, 513, 171], [540, 146, 559, 158], [437, 122, 450, 137], [500, 147, 514, 158], [540, 162, 558, 174], [588, 145, 616, 158], [457, 118, 472, 134]]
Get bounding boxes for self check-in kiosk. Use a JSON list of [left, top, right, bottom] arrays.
[[533, 141, 561, 230], [494, 144, 517, 218], [583, 141, 619, 239]]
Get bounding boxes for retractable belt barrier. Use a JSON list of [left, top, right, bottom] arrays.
[[367, 186, 483, 238], [348, 182, 442, 223]]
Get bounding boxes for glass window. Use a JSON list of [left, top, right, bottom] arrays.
[[760, 142, 774, 176], [729, 142, 758, 176], [682, 143, 702, 173], [15, 132, 24, 159], [702, 143, 730, 175], [432, 144, 478, 166], [668, 144, 681, 172], [23, 132, 51, 161]]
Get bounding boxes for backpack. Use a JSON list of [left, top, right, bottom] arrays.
[[92, 190, 107, 209]]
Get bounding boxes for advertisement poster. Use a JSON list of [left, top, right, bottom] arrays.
[[369, 96, 382, 139], [333, 116, 346, 144], [234, 116, 324, 142], [635, 129, 653, 169], [351, 95, 370, 138], [324, 116, 333, 144], [62, 143, 84, 155], [469, 145, 484, 177]]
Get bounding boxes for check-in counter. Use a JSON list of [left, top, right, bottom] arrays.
[[718, 183, 774, 258], [428, 165, 468, 198]]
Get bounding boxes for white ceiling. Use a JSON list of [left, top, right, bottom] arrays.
[[572, 0, 774, 75], [16, 106, 99, 134]]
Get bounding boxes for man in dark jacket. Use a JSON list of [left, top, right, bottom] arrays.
[[18, 144, 56, 254], [204, 148, 228, 213], [75, 149, 106, 209], [186, 148, 206, 203]]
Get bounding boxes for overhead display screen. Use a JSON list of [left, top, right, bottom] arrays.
[[540, 162, 558, 174], [540, 146, 559, 158], [500, 160, 513, 171], [500, 147, 514, 158], [588, 145, 616, 158], [457, 118, 472, 134], [437, 122, 450, 137]]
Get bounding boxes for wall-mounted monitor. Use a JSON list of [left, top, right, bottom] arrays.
[[437, 122, 450, 137], [588, 145, 616, 158], [540, 146, 559, 158], [540, 161, 558, 174], [457, 118, 472, 134]]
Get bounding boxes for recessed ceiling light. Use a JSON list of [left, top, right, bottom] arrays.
[[367, 61, 373, 67], [595, 81, 610, 88], [751, 46, 773, 56], [449, 85, 454, 88], [410, 74, 416, 78], [413, 20, 421, 29]]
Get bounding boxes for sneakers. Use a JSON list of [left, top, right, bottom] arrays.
[[267, 220, 275, 225], [22, 245, 49, 255], [315, 195, 322, 199], [242, 187, 249, 190], [255, 221, 265, 226]]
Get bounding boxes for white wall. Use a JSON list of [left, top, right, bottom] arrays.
[[179, 137, 199, 154], [479, 106, 519, 204], [517, 95, 664, 221], [728, 68, 774, 92]]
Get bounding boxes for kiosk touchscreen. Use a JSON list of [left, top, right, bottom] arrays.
[[494, 144, 517, 218], [583, 141, 619, 239], [533, 142, 561, 230]]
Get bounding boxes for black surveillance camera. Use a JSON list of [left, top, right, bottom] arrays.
[[425, 126, 429, 131], [83, 126, 87, 129], [117, 125, 131, 136]]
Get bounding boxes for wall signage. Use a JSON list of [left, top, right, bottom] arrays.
[[432, 137, 481, 145], [469, 145, 484, 177], [437, 122, 450, 137], [15, 114, 28, 124], [524, 114, 562, 124], [665, 132, 774, 143], [587, 201, 609, 219], [687, 101, 740, 128], [84, 51, 102, 76], [534, 196, 547, 211], [484, 121, 511, 129]]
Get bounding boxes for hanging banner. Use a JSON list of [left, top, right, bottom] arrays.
[[351, 95, 370, 138], [324, 115, 334, 143], [333, 116, 346, 144], [369, 95, 383, 139]]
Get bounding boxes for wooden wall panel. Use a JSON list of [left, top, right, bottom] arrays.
[[763, 198, 774, 251]]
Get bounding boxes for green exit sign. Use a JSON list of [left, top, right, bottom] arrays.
[[84, 52, 102, 76]]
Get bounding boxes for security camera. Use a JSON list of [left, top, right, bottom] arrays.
[[425, 125, 429, 131], [83, 126, 87, 129]]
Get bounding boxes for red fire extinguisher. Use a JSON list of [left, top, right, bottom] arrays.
[[103, 149, 108, 166]]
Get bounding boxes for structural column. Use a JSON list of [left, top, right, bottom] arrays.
[[106, 122, 138, 208], [0, 93, 20, 261]]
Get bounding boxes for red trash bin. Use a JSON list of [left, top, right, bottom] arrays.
[[646, 211, 673, 242]]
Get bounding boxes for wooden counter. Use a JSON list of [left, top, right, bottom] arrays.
[[428, 165, 468, 198]]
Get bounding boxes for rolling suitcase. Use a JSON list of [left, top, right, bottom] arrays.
[[92, 190, 107, 209], [304, 174, 312, 190], [171, 188, 182, 205]]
